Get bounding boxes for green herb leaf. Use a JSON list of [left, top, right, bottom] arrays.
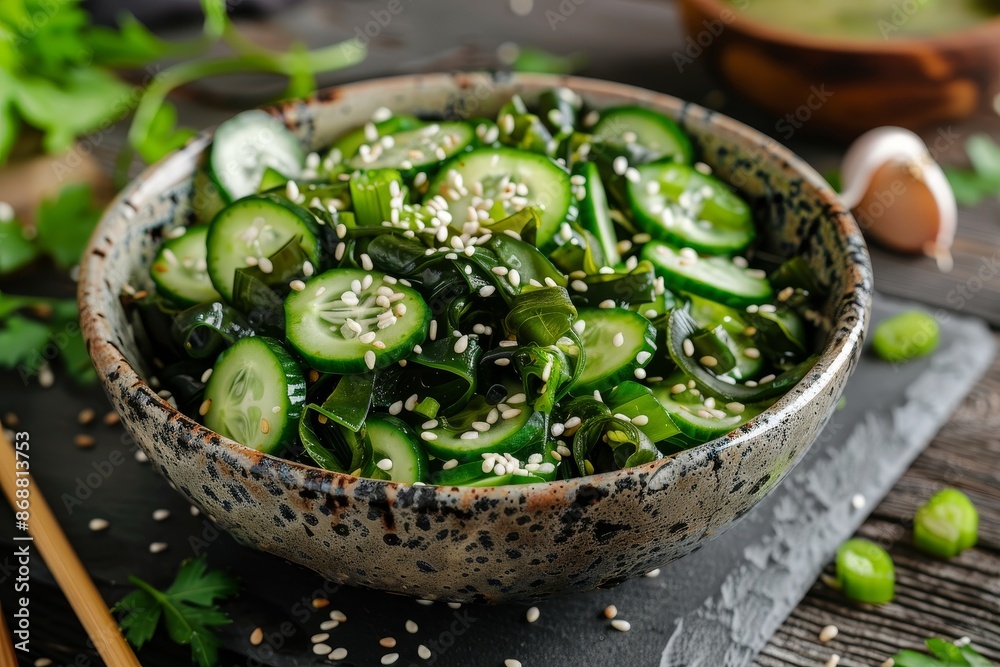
[[0, 219, 39, 274], [0, 316, 51, 372], [115, 555, 238, 667], [35, 183, 103, 269], [891, 638, 996, 667]]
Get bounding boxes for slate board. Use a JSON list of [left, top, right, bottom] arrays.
[[0, 294, 994, 667]]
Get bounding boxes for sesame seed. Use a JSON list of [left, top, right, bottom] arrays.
[[421, 431, 438, 441], [625, 167, 641, 183], [313, 643, 332, 656], [645, 568, 660, 578], [598, 299, 616, 309], [632, 415, 649, 426], [671, 383, 686, 394], [149, 542, 168, 554], [613, 156, 628, 175], [825, 655, 840, 667], [613, 332, 624, 347], [505, 660, 522, 667], [759, 374, 776, 384], [380, 637, 397, 648], [320, 620, 339, 630], [443, 459, 458, 470], [74, 434, 96, 448], [405, 619, 418, 633], [376, 458, 393, 471], [851, 494, 867, 509], [634, 368, 647, 379], [250, 627, 264, 646], [726, 402, 746, 414], [480, 285, 496, 297], [364, 350, 377, 370], [418, 645, 432, 659], [312, 632, 330, 643], [502, 408, 522, 420], [700, 356, 718, 367], [405, 394, 419, 411], [389, 401, 403, 415], [331, 647, 349, 660], [611, 619, 631, 632], [743, 347, 761, 359], [88, 518, 109, 532], [604, 605, 618, 619], [682, 339, 695, 356], [704, 397, 716, 409], [260, 417, 270, 434], [454, 335, 470, 354], [460, 431, 479, 440], [526, 606, 540, 623], [330, 610, 347, 621], [819, 625, 839, 642], [78, 408, 96, 425], [509, 269, 521, 287], [152, 509, 170, 521], [508, 393, 526, 404], [258, 257, 273, 274]]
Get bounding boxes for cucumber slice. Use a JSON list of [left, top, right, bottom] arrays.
[[150, 226, 222, 307], [208, 110, 304, 203], [364, 415, 428, 484], [417, 386, 545, 462], [593, 106, 693, 163], [347, 121, 475, 173], [284, 268, 430, 374], [688, 295, 763, 380], [649, 376, 761, 441], [426, 147, 573, 248], [629, 163, 754, 254], [202, 336, 306, 454], [329, 115, 422, 164], [570, 307, 657, 394], [642, 241, 772, 308], [572, 161, 620, 265], [206, 194, 321, 301]]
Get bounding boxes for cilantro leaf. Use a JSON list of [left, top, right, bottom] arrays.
[[0, 315, 51, 372], [966, 134, 1000, 181], [114, 555, 238, 667], [942, 134, 1000, 207], [35, 183, 102, 269], [0, 219, 39, 274], [116, 589, 161, 649]]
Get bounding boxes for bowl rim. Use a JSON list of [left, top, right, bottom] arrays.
[[680, 0, 1000, 52], [78, 71, 871, 500]]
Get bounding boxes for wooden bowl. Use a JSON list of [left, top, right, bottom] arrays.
[[678, 0, 1000, 138]]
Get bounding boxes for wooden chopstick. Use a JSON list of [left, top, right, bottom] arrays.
[[0, 602, 18, 667], [0, 423, 142, 666]]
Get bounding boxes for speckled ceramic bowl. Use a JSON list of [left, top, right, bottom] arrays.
[[79, 73, 871, 603]]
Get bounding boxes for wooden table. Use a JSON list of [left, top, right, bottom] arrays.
[[6, 0, 1000, 664]]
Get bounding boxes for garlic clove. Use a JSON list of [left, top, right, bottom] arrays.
[[839, 127, 956, 272]]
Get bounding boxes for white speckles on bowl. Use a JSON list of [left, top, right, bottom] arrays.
[[78, 73, 871, 603]]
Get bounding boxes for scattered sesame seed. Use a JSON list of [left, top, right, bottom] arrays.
[[443, 459, 459, 470], [331, 647, 349, 660], [759, 373, 776, 384], [880, 660, 894, 667], [682, 339, 695, 357], [526, 606, 540, 623], [509, 269, 521, 287], [613, 332, 624, 347], [418, 645, 432, 659], [405, 619, 418, 633], [819, 625, 839, 642], [290, 279, 306, 291], [825, 654, 840, 667], [632, 415, 649, 426], [313, 643, 332, 656], [329, 610, 347, 621], [611, 619, 631, 632], [460, 431, 479, 440], [88, 518, 109, 532], [851, 494, 866, 510], [700, 355, 718, 368], [250, 627, 264, 646], [454, 335, 470, 354], [379, 637, 397, 648], [501, 408, 522, 420], [613, 156, 628, 175], [421, 431, 438, 441], [634, 368, 647, 379], [376, 458, 393, 471], [604, 605, 618, 619], [149, 542, 168, 554], [381, 653, 399, 665], [726, 402, 746, 414], [645, 568, 661, 578], [598, 299, 616, 309], [320, 620, 339, 631], [152, 509, 170, 521], [504, 660, 522, 667], [78, 408, 96, 425], [312, 632, 331, 643], [389, 401, 403, 415], [494, 358, 511, 367], [74, 434, 96, 448], [365, 350, 377, 370]]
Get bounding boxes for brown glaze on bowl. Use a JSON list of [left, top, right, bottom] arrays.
[[678, 0, 1000, 138], [78, 73, 871, 603]]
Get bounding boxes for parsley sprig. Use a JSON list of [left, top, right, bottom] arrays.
[[114, 555, 239, 667]]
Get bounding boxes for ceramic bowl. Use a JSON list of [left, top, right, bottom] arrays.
[[678, 0, 1000, 138], [79, 73, 871, 603]]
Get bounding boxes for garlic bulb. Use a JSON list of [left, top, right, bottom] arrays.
[[839, 127, 956, 272]]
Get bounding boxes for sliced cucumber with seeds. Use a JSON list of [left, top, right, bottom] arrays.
[[284, 268, 430, 374], [570, 307, 657, 394], [573, 161, 620, 265], [202, 336, 306, 454], [364, 415, 428, 484], [650, 376, 762, 441], [206, 195, 320, 301], [426, 147, 573, 248], [150, 226, 222, 307], [208, 110, 304, 203], [688, 295, 763, 380], [330, 114, 422, 163], [593, 107, 693, 164], [347, 121, 475, 173], [418, 383, 544, 462], [642, 241, 772, 308], [629, 163, 754, 254]]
